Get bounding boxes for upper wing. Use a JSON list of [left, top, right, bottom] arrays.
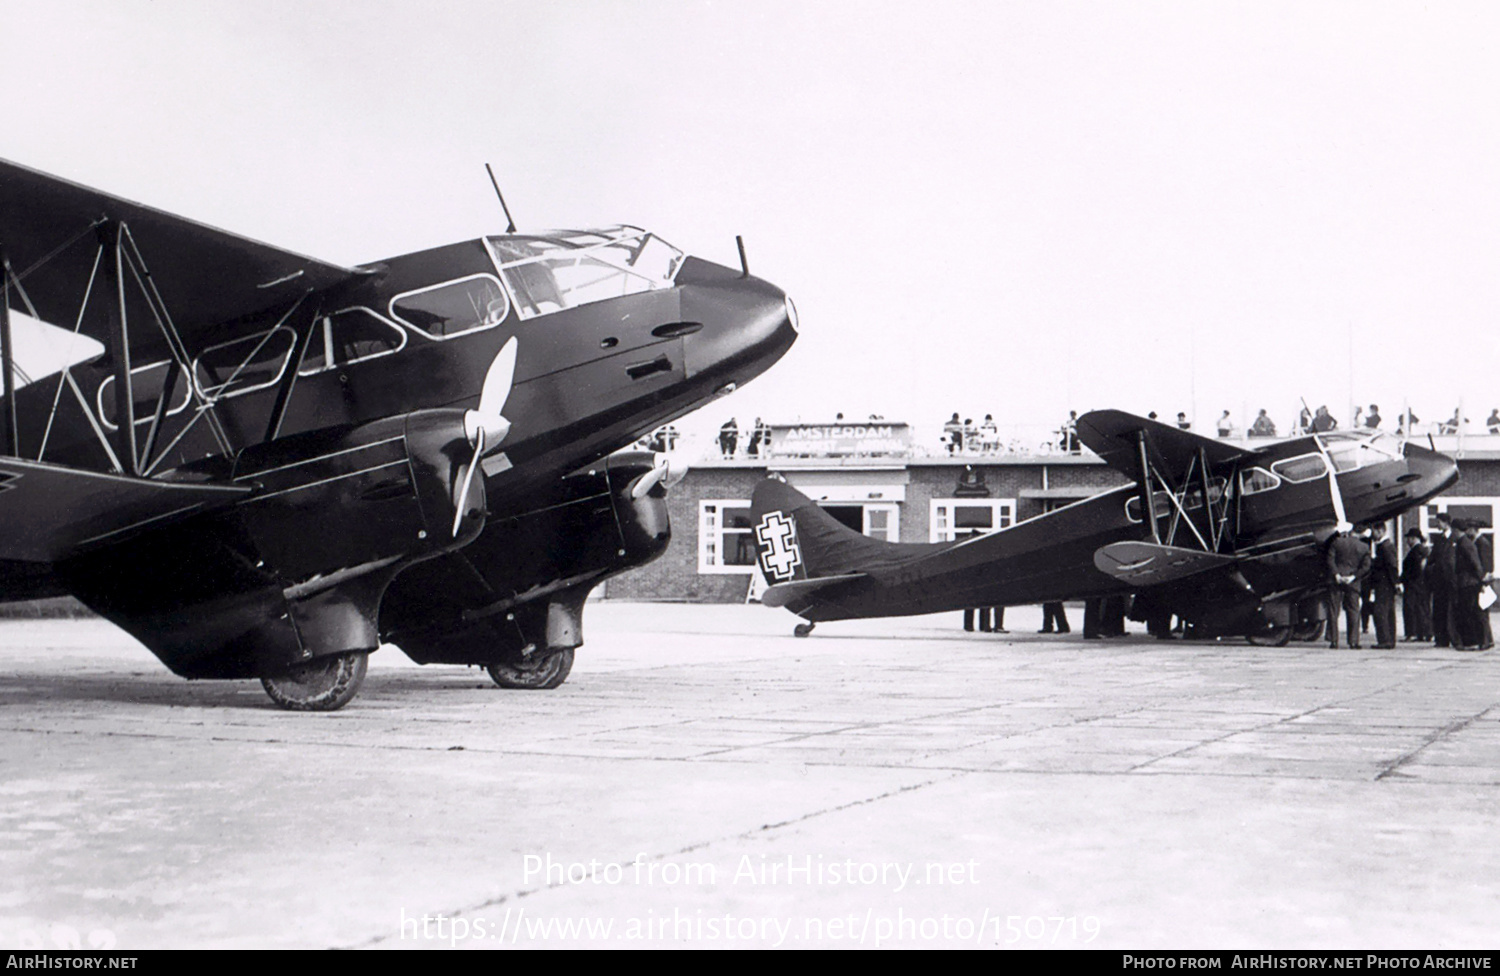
[[1076, 409, 1252, 480], [0, 158, 359, 350], [0, 456, 247, 562]]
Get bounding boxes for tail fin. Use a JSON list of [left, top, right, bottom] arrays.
[[748, 478, 927, 582]]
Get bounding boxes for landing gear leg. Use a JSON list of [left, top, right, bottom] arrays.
[[486, 647, 575, 689], [261, 650, 369, 711], [793, 622, 815, 638]]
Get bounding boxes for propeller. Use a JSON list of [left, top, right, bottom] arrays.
[[1310, 434, 1351, 531], [452, 337, 518, 537], [464, 335, 517, 450]]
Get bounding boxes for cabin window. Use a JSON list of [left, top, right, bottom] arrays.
[[1271, 453, 1328, 483], [298, 309, 407, 376], [699, 500, 758, 573], [1239, 467, 1281, 496], [930, 499, 1015, 543], [194, 327, 296, 400], [389, 275, 509, 340], [487, 227, 684, 321], [1124, 479, 1227, 522], [96, 360, 193, 431]]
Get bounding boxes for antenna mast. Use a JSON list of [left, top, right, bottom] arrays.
[[485, 163, 517, 234]]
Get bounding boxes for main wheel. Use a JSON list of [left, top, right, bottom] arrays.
[[486, 647, 574, 690], [1292, 619, 1326, 642], [261, 651, 369, 711], [1247, 625, 1292, 647], [793, 622, 815, 638]]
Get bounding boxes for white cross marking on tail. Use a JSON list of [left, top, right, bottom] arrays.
[[756, 512, 802, 581]]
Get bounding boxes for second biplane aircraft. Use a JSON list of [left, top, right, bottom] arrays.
[[750, 411, 1456, 642]]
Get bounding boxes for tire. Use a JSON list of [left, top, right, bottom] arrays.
[[486, 647, 574, 690], [793, 622, 815, 638], [1292, 619, 1326, 642], [261, 651, 369, 711], [1247, 625, 1292, 647]]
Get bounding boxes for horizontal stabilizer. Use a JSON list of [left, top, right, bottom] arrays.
[[1093, 540, 1236, 586], [0, 458, 247, 562], [761, 573, 867, 608]]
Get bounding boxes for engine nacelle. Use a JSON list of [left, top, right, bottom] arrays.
[[233, 409, 486, 581], [382, 451, 670, 666]]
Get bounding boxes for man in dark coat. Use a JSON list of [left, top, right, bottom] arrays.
[[1427, 514, 1457, 648], [1368, 522, 1401, 648], [1454, 519, 1488, 650], [1326, 525, 1370, 649], [1400, 528, 1432, 641], [1478, 530, 1494, 649]]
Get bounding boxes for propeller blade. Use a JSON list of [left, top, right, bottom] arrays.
[[630, 459, 669, 500], [452, 426, 484, 538], [479, 336, 518, 417], [464, 336, 518, 451]]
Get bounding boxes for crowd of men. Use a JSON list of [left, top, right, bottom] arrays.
[[962, 516, 1495, 649], [1326, 514, 1494, 651]]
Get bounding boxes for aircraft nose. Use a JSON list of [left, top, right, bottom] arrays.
[[1404, 443, 1460, 501], [677, 270, 797, 383]]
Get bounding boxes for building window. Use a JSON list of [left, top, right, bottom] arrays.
[[930, 498, 1015, 543], [699, 500, 758, 573]]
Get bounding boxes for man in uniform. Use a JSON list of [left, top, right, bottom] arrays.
[[1325, 524, 1370, 649], [1368, 522, 1400, 649], [1400, 527, 1431, 641]]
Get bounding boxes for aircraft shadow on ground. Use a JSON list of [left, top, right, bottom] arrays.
[[0, 668, 517, 711]]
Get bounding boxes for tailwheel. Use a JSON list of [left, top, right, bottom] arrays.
[[793, 622, 815, 638], [261, 651, 369, 711], [1246, 625, 1292, 647], [486, 647, 574, 690]]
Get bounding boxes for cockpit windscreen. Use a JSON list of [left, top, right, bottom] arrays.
[[486, 226, 684, 320]]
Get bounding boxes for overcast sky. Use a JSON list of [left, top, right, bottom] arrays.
[[5, 1, 1499, 446]]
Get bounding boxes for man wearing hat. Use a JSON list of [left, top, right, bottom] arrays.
[[1325, 523, 1370, 649], [1400, 527, 1432, 641], [1368, 522, 1401, 649]]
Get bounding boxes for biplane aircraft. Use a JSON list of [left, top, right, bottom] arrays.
[[0, 159, 796, 709], [750, 410, 1456, 642]]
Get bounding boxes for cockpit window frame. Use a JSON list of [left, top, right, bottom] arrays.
[[482, 226, 684, 322]]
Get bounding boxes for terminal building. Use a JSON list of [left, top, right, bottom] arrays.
[[605, 419, 1500, 603]]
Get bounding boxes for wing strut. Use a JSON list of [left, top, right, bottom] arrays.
[[0, 251, 16, 455], [1136, 431, 1161, 544], [99, 222, 138, 473]]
